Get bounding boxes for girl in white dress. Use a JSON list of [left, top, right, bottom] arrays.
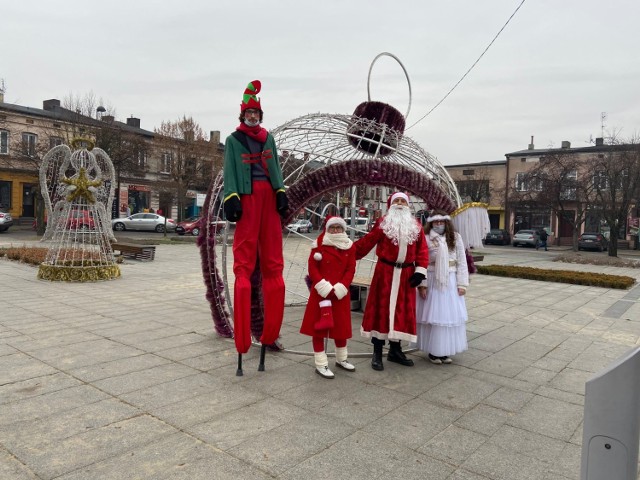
[[415, 211, 469, 364]]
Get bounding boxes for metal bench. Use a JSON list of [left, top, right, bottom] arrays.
[[112, 243, 156, 261]]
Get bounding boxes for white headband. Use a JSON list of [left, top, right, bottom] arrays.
[[390, 192, 409, 204], [427, 214, 451, 223]]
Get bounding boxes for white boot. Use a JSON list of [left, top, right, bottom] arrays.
[[335, 346, 355, 372], [314, 351, 334, 379]]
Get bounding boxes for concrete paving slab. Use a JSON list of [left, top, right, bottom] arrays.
[[2, 240, 640, 478]]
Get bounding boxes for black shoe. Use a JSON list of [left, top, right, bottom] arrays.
[[371, 341, 384, 371], [371, 357, 384, 371], [387, 344, 414, 367]]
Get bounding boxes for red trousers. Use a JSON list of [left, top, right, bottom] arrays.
[[232, 181, 285, 353]]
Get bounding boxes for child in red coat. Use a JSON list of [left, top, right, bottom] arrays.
[[300, 216, 356, 379]]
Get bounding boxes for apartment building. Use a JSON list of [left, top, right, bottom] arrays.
[[0, 93, 222, 223]]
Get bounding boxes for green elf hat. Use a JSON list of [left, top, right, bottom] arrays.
[[241, 80, 262, 112]]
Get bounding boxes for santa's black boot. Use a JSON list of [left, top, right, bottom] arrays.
[[371, 338, 384, 371], [387, 341, 414, 366]]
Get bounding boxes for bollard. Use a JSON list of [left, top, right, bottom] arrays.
[[580, 346, 640, 479]]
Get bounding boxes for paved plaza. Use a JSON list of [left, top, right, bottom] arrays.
[[1, 230, 640, 479]]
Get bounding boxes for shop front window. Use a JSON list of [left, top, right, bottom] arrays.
[[0, 181, 11, 209]]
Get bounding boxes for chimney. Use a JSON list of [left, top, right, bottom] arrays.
[[101, 115, 115, 123], [126, 117, 140, 128], [595, 137, 604, 146], [43, 99, 61, 111], [527, 135, 535, 150], [561, 140, 571, 149], [210, 130, 220, 144]]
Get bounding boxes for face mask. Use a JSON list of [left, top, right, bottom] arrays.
[[244, 118, 259, 127], [433, 225, 445, 235]]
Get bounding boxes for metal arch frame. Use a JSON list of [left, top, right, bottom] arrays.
[[272, 113, 462, 208], [367, 52, 412, 120]]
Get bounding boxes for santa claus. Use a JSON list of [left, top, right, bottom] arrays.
[[355, 192, 429, 371]]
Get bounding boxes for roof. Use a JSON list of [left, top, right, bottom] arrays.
[[505, 144, 637, 157], [0, 100, 155, 138], [444, 160, 506, 168]]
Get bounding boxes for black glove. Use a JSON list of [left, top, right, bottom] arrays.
[[224, 196, 242, 222], [276, 191, 289, 218], [408, 272, 426, 288]]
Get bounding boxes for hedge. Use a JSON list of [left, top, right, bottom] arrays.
[[476, 264, 635, 290]]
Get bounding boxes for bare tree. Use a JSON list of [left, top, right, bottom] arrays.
[[452, 166, 502, 205], [590, 135, 640, 256], [62, 91, 116, 119], [153, 116, 215, 221]]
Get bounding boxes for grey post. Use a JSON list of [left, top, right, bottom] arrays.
[[580, 346, 640, 479]]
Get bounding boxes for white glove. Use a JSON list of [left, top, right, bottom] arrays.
[[333, 282, 348, 300], [315, 279, 333, 298]]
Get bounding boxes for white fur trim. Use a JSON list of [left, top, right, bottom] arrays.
[[313, 252, 322, 261], [333, 282, 348, 300], [315, 279, 333, 298], [314, 351, 328, 368], [390, 192, 409, 204], [414, 266, 427, 276], [311, 240, 318, 248], [325, 216, 347, 230], [319, 299, 332, 307], [427, 214, 451, 222], [335, 346, 348, 363]]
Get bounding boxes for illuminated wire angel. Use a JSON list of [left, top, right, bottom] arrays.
[[37, 139, 120, 282]]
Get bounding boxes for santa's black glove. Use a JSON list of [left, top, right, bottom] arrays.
[[408, 272, 426, 288], [276, 191, 289, 218], [224, 196, 242, 222]]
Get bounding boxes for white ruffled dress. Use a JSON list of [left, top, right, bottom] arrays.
[[415, 230, 469, 357]]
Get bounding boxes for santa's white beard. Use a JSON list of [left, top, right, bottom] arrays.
[[381, 205, 421, 246]]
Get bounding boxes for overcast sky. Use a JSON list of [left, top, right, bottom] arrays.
[[3, 0, 639, 165]]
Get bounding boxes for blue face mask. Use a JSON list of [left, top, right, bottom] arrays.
[[433, 225, 445, 235]]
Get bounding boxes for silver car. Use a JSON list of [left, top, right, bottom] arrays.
[[0, 209, 13, 232], [112, 213, 177, 233], [512, 229, 540, 248]]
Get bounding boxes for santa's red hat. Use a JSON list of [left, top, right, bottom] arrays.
[[241, 80, 262, 112], [387, 191, 410, 208]]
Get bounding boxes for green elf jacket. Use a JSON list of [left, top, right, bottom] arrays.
[[223, 132, 285, 202]]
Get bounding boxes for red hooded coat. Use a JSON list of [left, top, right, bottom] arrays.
[[300, 232, 356, 340]]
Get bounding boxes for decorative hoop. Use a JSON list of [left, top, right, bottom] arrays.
[[71, 137, 95, 150], [367, 52, 412, 120]]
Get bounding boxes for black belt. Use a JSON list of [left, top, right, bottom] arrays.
[[380, 258, 415, 269]]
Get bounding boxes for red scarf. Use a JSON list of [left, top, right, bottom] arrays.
[[236, 123, 268, 144]]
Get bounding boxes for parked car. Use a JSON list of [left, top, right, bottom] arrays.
[[578, 232, 609, 252], [0, 209, 13, 232], [286, 219, 313, 233], [176, 216, 203, 236], [67, 209, 96, 231], [484, 228, 511, 245], [512, 229, 540, 248], [112, 213, 177, 233]]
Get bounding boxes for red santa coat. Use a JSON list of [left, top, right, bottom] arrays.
[[300, 235, 356, 340], [355, 218, 429, 342]]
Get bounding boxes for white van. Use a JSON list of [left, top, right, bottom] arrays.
[[346, 217, 370, 237]]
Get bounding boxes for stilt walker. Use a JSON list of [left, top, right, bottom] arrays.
[[223, 80, 289, 375]]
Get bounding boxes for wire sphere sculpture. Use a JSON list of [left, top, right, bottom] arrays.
[[198, 53, 462, 348], [37, 140, 120, 282]]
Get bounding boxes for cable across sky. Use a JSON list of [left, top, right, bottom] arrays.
[[407, 0, 527, 130]]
